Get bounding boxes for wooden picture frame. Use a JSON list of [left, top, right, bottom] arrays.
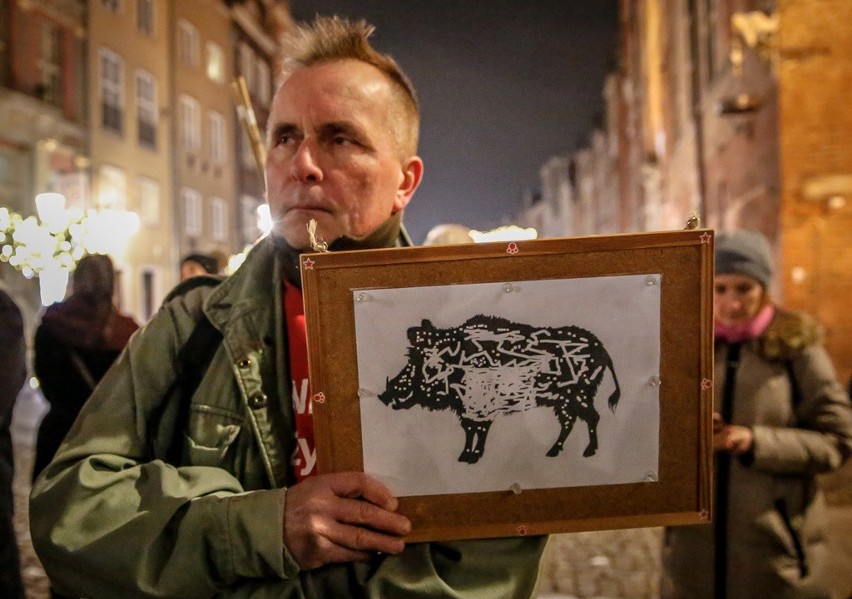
[[300, 229, 714, 542]]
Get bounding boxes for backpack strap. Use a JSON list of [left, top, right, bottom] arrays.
[[164, 315, 223, 465], [150, 275, 225, 464]]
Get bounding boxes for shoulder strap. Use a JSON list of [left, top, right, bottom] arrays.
[[163, 314, 224, 465], [67, 347, 98, 391], [162, 274, 225, 305]]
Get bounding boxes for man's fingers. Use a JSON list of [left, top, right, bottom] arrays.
[[327, 472, 399, 511], [335, 496, 411, 536], [323, 520, 407, 555]]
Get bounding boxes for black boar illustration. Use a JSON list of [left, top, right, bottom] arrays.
[[378, 315, 621, 464]]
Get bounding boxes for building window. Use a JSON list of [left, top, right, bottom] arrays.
[[211, 196, 228, 241], [100, 49, 124, 135], [137, 0, 154, 36], [98, 164, 127, 210], [182, 188, 202, 236], [208, 111, 226, 164], [136, 70, 157, 149], [102, 0, 122, 13], [257, 59, 271, 105], [178, 20, 199, 67], [37, 22, 61, 105], [141, 268, 156, 322], [240, 195, 263, 245], [238, 42, 256, 95], [179, 95, 200, 151], [206, 42, 225, 83], [137, 176, 160, 227]]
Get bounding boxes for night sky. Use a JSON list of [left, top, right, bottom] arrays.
[[290, 1, 620, 244]]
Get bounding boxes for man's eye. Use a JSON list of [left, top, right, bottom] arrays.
[[333, 136, 352, 145]]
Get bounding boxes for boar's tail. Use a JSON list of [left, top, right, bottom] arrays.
[[606, 357, 621, 412]]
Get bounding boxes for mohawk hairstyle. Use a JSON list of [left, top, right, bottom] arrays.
[[278, 15, 420, 156]]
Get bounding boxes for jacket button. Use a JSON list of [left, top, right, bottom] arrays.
[[249, 393, 268, 409], [238, 358, 252, 369]]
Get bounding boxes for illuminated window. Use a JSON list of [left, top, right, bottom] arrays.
[[206, 42, 225, 83], [137, 176, 160, 227], [98, 164, 127, 210]]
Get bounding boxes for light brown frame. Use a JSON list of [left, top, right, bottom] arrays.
[[301, 229, 714, 542]]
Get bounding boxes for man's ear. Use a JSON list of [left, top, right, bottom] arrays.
[[392, 156, 424, 214]]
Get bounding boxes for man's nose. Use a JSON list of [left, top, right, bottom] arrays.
[[290, 141, 323, 183]]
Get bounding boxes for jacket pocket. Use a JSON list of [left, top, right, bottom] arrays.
[[774, 498, 808, 578], [185, 405, 243, 467]]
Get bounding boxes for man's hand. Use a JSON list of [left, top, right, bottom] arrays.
[[283, 472, 412, 570]]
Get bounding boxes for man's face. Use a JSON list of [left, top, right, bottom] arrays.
[[265, 59, 423, 249]]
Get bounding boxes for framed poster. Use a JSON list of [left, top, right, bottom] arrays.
[[300, 229, 714, 542]]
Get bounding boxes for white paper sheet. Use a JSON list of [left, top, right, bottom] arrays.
[[353, 274, 661, 497]]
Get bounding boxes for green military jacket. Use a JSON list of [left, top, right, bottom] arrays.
[[30, 237, 547, 598]]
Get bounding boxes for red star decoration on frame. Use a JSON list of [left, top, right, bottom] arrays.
[[303, 257, 315, 270], [699, 232, 712, 244]]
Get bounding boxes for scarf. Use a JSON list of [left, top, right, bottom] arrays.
[[714, 303, 776, 343]]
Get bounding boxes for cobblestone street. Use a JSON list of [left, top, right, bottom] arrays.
[[11, 387, 852, 598]]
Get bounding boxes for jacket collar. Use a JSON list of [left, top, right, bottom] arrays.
[[202, 236, 280, 333]]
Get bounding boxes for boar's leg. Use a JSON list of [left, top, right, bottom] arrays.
[[581, 407, 600, 457], [547, 405, 579, 457], [458, 418, 493, 464]]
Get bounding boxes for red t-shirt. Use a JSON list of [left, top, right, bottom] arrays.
[[283, 280, 316, 481]]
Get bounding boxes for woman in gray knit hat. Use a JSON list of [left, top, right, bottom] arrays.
[[662, 229, 852, 599]]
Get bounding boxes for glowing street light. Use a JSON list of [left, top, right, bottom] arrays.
[[1, 194, 140, 305]]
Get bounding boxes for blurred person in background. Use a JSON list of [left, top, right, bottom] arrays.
[[31, 253, 139, 482], [662, 230, 852, 599], [0, 280, 27, 599], [179, 252, 221, 281]]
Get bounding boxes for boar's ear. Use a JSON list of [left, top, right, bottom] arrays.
[[408, 320, 434, 346]]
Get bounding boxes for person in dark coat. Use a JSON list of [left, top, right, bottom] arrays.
[[0, 283, 27, 599], [31, 253, 138, 482]]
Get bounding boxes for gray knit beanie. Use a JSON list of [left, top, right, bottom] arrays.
[[715, 230, 773, 288]]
